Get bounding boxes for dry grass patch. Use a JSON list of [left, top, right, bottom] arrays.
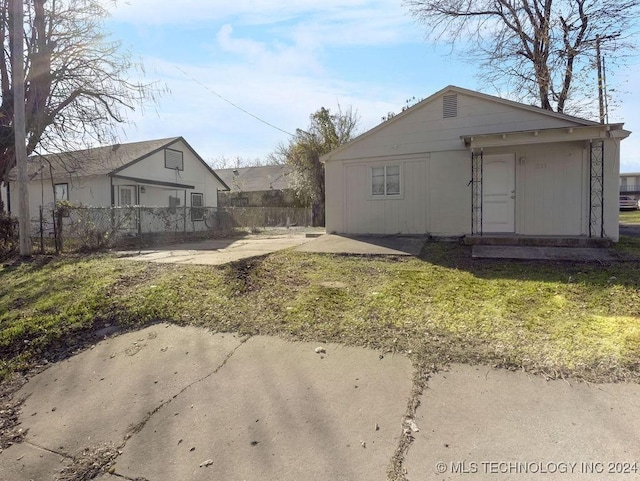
[[1, 243, 640, 385]]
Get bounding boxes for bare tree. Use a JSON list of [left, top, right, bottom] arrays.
[[208, 155, 265, 170], [404, 0, 640, 115], [0, 0, 159, 196], [271, 106, 358, 226]]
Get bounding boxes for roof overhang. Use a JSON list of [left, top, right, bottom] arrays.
[[110, 174, 195, 190], [461, 123, 630, 149]]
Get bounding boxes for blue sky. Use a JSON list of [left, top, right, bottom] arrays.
[[103, 1, 640, 172]]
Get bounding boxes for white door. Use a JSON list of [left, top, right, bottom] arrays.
[[119, 186, 136, 206], [118, 185, 138, 231], [483, 154, 515, 233]]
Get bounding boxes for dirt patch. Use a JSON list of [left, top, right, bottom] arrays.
[[0, 374, 30, 451], [57, 443, 121, 481]]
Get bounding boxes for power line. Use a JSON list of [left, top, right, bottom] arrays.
[[176, 66, 295, 137]]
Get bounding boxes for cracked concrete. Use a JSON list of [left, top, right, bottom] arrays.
[[3, 326, 640, 481], [0, 324, 414, 481], [404, 365, 640, 481]]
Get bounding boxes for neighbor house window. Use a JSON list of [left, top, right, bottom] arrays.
[[165, 148, 184, 171], [191, 193, 204, 221], [372, 165, 400, 196], [54, 183, 69, 202]]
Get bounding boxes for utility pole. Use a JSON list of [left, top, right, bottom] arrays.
[[12, 0, 31, 255], [596, 35, 605, 124]]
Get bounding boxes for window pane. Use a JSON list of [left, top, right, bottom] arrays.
[[120, 187, 133, 205], [54, 184, 68, 201], [165, 149, 184, 170], [372, 167, 385, 195], [191, 193, 203, 207], [191, 193, 204, 221], [386, 166, 400, 195]]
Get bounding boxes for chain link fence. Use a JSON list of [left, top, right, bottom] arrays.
[[30, 205, 311, 253]]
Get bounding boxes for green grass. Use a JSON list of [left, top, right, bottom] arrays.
[[1, 242, 640, 383], [620, 210, 640, 224]]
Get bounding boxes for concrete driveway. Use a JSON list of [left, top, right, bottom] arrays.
[[117, 233, 427, 266], [117, 233, 313, 265], [3, 324, 640, 481]]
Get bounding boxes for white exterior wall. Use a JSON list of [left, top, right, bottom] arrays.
[[325, 88, 624, 240], [325, 151, 471, 235], [604, 138, 621, 241], [116, 139, 221, 207], [340, 156, 428, 235], [325, 91, 584, 163], [4, 174, 109, 222], [2, 139, 225, 237]]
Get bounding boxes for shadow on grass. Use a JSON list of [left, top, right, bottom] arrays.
[[415, 238, 640, 288]]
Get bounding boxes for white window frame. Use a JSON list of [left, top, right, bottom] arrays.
[[191, 192, 204, 221], [371, 165, 402, 198], [165, 148, 184, 171], [54, 183, 69, 202]]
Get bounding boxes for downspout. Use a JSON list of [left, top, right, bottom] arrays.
[[5, 182, 10, 213]]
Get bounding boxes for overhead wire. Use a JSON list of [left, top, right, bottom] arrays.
[[176, 66, 295, 138]]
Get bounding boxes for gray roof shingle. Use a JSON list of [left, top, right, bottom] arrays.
[[22, 137, 181, 181], [216, 165, 294, 193]]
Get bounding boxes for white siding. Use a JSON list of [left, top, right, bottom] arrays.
[[118, 139, 222, 207], [6, 174, 109, 222], [325, 88, 624, 240], [341, 157, 428, 234], [427, 151, 470, 236], [325, 91, 584, 162], [325, 153, 469, 236], [515, 143, 585, 236]]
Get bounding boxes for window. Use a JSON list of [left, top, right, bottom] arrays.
[[165, 148, 184, 171], [191, 193, 204, 221], [372, 165, 400, 196], [119, 187, 135, 206], [54, 183, 69, 202], [168, 195, 181, 213]]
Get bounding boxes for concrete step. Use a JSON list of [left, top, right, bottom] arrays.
[[463, 235, 612, 248]]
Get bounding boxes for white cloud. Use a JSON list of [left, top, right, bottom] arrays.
[[109, 1, 395, 24], [214, 24, 324, 75], [120, 56, 405, 162], [108, 0, 418, 46]]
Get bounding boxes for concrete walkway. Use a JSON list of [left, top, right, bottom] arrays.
[[117, 234, 426, 266], [118, 234, 312, 265], [2, 325, 640, 481], [297, 234, 426, 256]]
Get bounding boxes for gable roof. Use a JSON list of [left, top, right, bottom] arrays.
[[216, 165, 294, 193], [17, 137, 229, 190], [322, 85, 603, 162]]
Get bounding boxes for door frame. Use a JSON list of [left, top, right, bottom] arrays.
[[481, 153, 516, 233]]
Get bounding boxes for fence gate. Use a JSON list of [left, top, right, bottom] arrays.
[[471, 150, 483, 235], [589, 140, 605, 238]]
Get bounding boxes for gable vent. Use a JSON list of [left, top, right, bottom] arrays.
[[443, 94, 458, 118]]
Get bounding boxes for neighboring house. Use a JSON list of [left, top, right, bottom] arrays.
[[1, 137, 229, 233], [620, 172, 640, 201], [216, 164, 303, 208], [323, 85, 630, 242]]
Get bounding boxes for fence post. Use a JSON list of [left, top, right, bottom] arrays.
[[39, 206, 44, 254], [184, 205, 187, 234]]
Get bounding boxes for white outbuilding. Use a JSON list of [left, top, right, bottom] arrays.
[[323, 86, 630, 242]]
